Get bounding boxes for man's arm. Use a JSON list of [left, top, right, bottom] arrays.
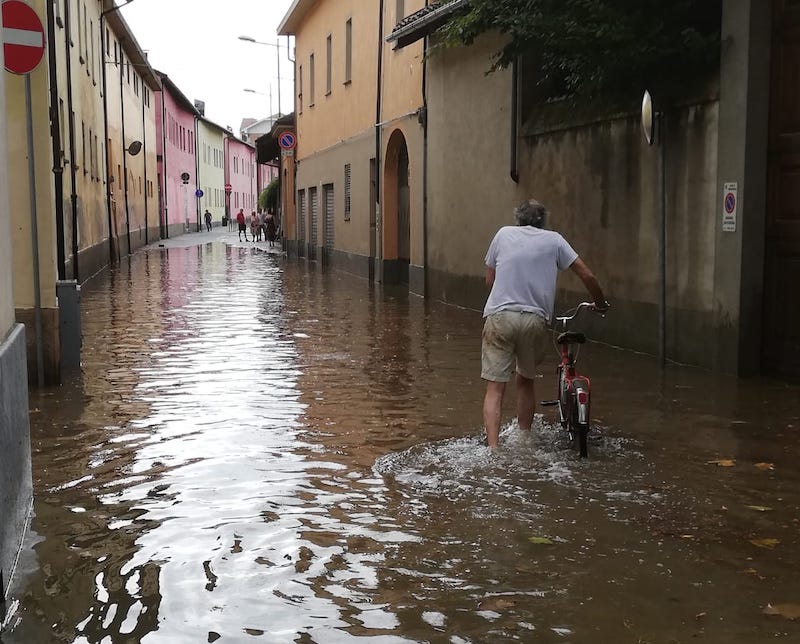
[[569, 258, 608, 309], [486, 266, 496, 289]]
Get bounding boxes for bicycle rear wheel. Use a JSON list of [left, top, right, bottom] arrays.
[[572, 382, 590, 458]]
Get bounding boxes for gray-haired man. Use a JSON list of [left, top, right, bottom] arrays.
[[481, 199, 608, 448]]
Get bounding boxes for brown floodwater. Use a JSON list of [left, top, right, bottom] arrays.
[[3, 234, 800, 644]]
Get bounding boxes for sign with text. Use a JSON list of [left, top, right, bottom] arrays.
[[722, 182, 738, 233]]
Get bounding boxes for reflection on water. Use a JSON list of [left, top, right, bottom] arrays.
[[5, 241, 800, 643]]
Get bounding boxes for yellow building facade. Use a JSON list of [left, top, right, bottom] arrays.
[[197, 117, 227, 225], [279, 0, 426, 291], [3, 0, 158, 383]]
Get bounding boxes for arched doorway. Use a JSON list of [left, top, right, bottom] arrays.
[[383, 129, 411, 285]]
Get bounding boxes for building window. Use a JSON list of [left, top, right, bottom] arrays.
[[309, 53, 315, 107], [54, 0, 63, 28], [81, 121, 86, 174], [345, 18, 352, 84], [396, 0, 405, 24], [326, 34, 332, 96], [344, 163, 351, 221]]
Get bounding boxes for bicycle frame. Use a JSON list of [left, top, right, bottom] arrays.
[[552, 302, 599, 458]]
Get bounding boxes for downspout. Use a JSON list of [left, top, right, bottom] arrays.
[[510, 58, 519, 184], [375, 0, 385, 281], [46, 0, 66, 279], [120, 53, 131, 255], [100, 14, 114, 262], [422, 30, 429, 297], [63, 0, 80, 281], [195, 117, 201, 232], [142, 83, 148, 244], [160, 86, 168, 238]]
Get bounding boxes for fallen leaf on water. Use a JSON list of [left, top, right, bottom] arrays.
[[707, 459, 736, 467], [529, 536, 554, 545], [680, 534, 695, 540], [695, 612, 707, 620], [746, 505, 773, 512], [750, 538, 780, 549], [763, 603, 800, 620], [754, 462, 775, 471], [478, 597, 517, 611]]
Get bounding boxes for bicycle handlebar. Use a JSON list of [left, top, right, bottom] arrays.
[[555, 301, 609, 325]]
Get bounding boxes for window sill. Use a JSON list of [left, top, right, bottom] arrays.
[[343, 79, 352, 86]]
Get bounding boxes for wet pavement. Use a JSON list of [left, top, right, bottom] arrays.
[[3, 227, 800, 643]]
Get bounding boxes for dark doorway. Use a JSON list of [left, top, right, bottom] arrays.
[[764, 0, 800, 375]]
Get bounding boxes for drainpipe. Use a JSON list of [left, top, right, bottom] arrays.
[[375, 0, 385, 281], [159, 84, 169, 238], [100, 14, 115, 262], [63, 0, 80, 281], [120, 56, 131, 255], [510, 58, 519, 184], [142, 83, 148, 244], [195, 116, 201, 231], [45, 0, 66, 279], [421, 27, 429, 296]]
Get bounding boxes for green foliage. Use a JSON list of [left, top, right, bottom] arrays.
[[437, 0, 721, 101], [259, 177, 280, 212]]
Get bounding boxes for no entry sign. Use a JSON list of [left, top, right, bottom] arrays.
[[2, 0, 46, 75]]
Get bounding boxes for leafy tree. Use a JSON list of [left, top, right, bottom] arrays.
[[437, 0, 721, 101], [259, 177, 280, 213]]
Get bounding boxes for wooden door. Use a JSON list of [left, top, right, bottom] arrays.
[[765, 0, 800, 375]]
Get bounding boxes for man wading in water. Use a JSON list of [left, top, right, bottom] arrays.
[[481, 199, 608, 448]]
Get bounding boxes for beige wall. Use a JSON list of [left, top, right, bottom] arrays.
[[0, 20, 13, 335], [381, 0, 425, 120], [6, 0, 57, 312], [293, 0, 379, 159], [426, 33, 720, 364]]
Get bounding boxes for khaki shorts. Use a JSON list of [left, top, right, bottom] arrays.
[[481, 310, 548, 382]]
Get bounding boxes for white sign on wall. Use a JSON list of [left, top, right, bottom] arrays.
[[722, 182, 738, 233]]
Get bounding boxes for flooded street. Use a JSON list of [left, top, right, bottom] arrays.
[[4, 234, 800, 643]]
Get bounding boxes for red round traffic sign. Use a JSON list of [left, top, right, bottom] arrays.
[[278, 132, 296, 151], [2, 0, 46, 75]]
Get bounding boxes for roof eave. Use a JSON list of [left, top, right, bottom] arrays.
[[386, 0, 468, 48], [278, 0, 318, 35]]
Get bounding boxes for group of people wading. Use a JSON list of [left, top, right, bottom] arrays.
[[233, 208, 279, 246]]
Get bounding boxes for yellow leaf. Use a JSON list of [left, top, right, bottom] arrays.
[[529, 536, 554, 545], [746, 505, 773, 512], [763, 603, 800, 620], [707, 459, 736, 467], [750, 538, 780, 549], [754, 462, 775, 471]]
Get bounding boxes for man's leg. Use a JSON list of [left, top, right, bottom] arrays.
[[516, 373, 536, 431], [483, 381, 506, 448]]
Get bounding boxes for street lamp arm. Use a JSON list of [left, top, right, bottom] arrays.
[[101, 0, 136, 18]]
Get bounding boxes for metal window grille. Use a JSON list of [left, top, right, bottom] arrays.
[[323, 184, 335, 250], [344, 164, 351, 221], [298, 190, 306, 241], [309, 187, 318, 248]]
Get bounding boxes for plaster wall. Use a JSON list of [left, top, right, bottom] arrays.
[[197, 120, 226, 223], [295, 130, 374, 261], [427, 33, 721, 366], [381, 0, 425, 120], [226, 138, 257, 216], [161, 89, 197, 231], [0, 32, 32, 599], [293, 0, 379, 160]]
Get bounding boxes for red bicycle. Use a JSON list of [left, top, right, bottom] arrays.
[[543, 302, 607, 458]]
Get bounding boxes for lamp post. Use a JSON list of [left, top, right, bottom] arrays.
[[239, 35, 284, 116]]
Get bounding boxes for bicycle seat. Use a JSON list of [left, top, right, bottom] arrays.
[[557, 331, 586, 345]]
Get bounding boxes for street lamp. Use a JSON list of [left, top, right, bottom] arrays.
[[239, 35, 284, 116], [243, 87, 273, 118]]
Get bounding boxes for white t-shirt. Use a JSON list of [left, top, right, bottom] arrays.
[[483, 226, 578, 321]]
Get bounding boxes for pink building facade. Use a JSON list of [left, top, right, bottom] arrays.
[[156, 74, 200, 237], [225, 137, 258, 219]]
